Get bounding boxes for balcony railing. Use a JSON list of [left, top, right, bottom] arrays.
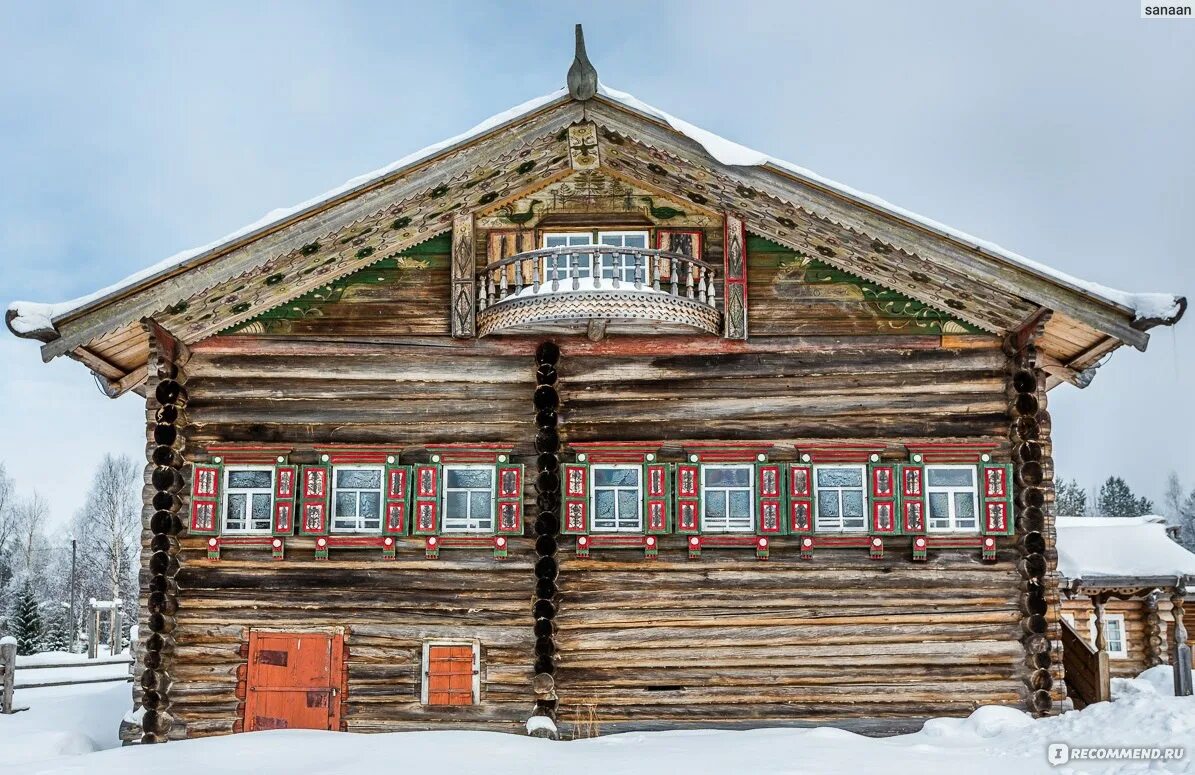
[[476, 245, 722, 337]]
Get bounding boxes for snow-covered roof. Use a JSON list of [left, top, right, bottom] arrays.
[[1056, 515, 1195, 582], [6, 82, 1185, 345]]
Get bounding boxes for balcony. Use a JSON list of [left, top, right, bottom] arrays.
[[476, 246, 722, 337]]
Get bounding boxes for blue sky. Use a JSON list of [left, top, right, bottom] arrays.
[[1, 1, 1192, 527]]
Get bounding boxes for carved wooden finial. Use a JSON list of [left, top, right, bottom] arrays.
[[567, 24, 598, 101]]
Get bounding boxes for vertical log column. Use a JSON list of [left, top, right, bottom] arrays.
[[1170, 583, 1193, 696], [1145, 591, 1164, 668], [141, 320, 188, 743], [1007, 319, 1061, 716], [530, 341, 561, 737]]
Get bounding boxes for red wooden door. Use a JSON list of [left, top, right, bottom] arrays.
[[426, 645, 476, 705], [245, 631, 344, 732]]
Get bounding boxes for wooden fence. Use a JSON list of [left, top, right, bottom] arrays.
[[1061, 617, 1110, 708], [0, 640, 132, 714]]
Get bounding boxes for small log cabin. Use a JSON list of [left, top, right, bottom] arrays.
[[1055, 516, 1195, 706], [6, 28, 1188, 742]]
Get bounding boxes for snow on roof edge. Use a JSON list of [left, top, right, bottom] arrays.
[[1056, 515, 1195, 580], [7, 83, 1183, 342]]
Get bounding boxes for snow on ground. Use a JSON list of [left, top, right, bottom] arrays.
[[3, 667, 1194, 775]]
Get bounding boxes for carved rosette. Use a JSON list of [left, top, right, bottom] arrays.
[[529, 342, 561, 737], [1007, 319, 1064, 716], [141, 320, 189, 742]]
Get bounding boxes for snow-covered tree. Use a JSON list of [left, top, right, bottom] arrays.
[[1164, 472, 1184, 522], [10, 582, 42, 655], [1055, 478, 1088, 517], [40, 605, 71, 653], [1095, 476, 1154, 518], [1178, 490, 1195, 552], [73, 455, 141, 630]]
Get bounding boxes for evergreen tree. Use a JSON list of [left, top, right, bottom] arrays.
[[1179, 490, 1195, 552], [10, 582, 42, 655], [40, 605, 70, 653], [1055, 478, 1089, 516], [1095, 476, 1155, 518]]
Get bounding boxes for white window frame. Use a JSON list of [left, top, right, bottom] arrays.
[[441, 464, 495, 533], [542, 232, 595, 281], [924, 464, 980, 533], [596, 230, 650, 283], [700, 463, 755, 533], [222, 465, 274, 534], [812, 464, 867, 533], [420, 639, 481, 706], [590, 463, 643, 532], [330, 464, 384, 534], [1090, 613, 1129, 659]]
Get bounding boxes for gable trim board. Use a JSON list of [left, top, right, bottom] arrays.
[[7, 85, 1183, 393]]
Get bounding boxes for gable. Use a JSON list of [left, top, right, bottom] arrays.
[[7, 84, 1182, 395]]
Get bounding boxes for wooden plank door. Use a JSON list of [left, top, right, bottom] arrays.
[[425, 644, 476, 705], [245, 631, 344, 732]]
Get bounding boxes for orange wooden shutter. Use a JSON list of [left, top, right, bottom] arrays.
[[426, 645, 475, 706]]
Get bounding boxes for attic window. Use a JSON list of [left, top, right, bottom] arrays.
[[542, 230, 650, 282]]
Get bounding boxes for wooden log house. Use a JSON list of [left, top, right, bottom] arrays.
[[6, 28, 1187, 742]]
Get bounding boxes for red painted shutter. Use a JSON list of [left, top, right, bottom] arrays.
[[189, 462, 222, 535], [298, 464, 331, 536], [412, 464, 442, 535], [272, 464, 297, 537], [981, 462, 1014, 535], [755, 461, 785, 535], [561, 462, 589, 535], [383, 463, 412, 536], [643, 462, 671, 534], [496, 463, 524, 535], [868, 460, 899, 535], [899, 461, 926, 534], [787, 463, 813, 534], [674, 463, 700, 534]]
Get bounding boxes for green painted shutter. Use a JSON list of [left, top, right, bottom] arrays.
[[298, 464, 331, 536], [188, 462, 222, 536], [980, 462, 1015, 535], [562, 461, 590, 535], [787, 463, 813, 534], [383, 463, 412, 536], [643, 462, 671, 534], [272, 464, 298, 537], [496, 463, 524, 535], [674, 463, 701, 534], [412, 463, 442, 535], [868, 460, 899, 535], [899, 460, 926, 534], [755, 461, 786, 535]]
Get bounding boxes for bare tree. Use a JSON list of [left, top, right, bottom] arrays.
[[0, 463, 16, 591], [74, 455, 141, 622]]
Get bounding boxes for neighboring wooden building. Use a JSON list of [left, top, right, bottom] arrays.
[[1056, 516, 1195, 705], [6, 29, 1187, 742]]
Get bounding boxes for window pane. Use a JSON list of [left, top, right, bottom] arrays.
[[251, 494, 272, 527], [469, 491, 491, 517], [623, 234, 646, 248], [337, 469, 381, 489], [817, 467, 862, 488], [334, 491, 356, 517], [226, 493, 246, 524], [595, 490, 616, 522], [842, 490, 865, 518], [594, 467, 638, 487], [954, 493, 976, 519], [617, 490, 640, 522], [818, 491, 840, 518], [707, 467, 751, 487], [445, 491, 467, 518], [228, 470, 272, 489], [928, 492, 950, 519], [447, 468, 492, 489], [705, 492, 727, 518], [728, 490, 752, 518], [360, 492, 381, 520], [927, 467, 975, 487]]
